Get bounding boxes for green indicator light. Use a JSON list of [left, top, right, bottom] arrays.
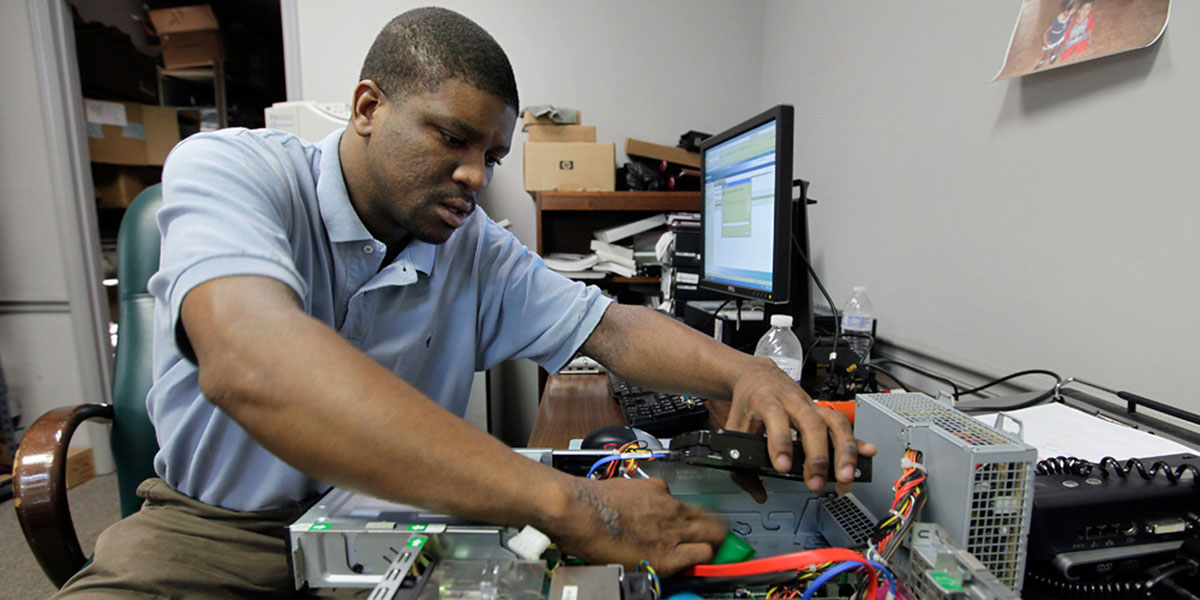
[[407, 524, 428, 532], [929, 573, 963, 591], [309, 523, 332, 531], [408, 537, 426, 548]]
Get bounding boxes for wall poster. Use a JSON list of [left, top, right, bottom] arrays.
[[995, 0, 1170, 80]]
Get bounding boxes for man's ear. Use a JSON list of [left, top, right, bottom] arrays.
[[350, 80, 385, 136]]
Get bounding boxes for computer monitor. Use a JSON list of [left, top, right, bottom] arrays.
[[698, 104, 814, 345], [699, 104, 796, 303]]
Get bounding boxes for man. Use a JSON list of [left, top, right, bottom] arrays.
[[56, 8, 872, 598]]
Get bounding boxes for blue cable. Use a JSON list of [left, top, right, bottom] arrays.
[[586, 453, 666, 478], [865, 558, 895, 596], [800, 559, 892, 600], [799, 561, 860, 600]]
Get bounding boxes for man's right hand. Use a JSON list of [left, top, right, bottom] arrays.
[[547, 477, 726, 576]]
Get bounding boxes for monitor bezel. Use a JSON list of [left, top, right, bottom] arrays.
[[697, 104, 794, 304]]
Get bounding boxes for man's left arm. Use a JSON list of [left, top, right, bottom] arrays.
[[580, 303, 873, 492]]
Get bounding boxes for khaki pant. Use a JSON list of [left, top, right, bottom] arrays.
[[52, 478, 350, 599]]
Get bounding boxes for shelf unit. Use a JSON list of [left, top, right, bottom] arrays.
[[157, 61, 228, 128], [535, 189, 698, 265], [535, 190, 699, 295], [533, 190, 700, 394]]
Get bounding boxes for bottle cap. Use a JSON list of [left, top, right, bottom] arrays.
[[770, 314, 793, 327], [853, 286, 867, 292], [712, 530, 757, 564]]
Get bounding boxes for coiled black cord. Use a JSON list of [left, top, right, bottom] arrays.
[[1036, 456, 1200, 485], [1097, 457, 1200, 485], [1026, 568, 1151, 599], [1027, 560, 1198, 599]]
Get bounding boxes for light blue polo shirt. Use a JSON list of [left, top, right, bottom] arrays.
[[146, 128, 612, 511]]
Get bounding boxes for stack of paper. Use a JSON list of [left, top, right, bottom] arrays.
[[593, 213, 667, 243], [973, 403, 1197, 462], [666, 212, 700, 231], [543, 253, 604, 279], [545, 215, 670, 281]]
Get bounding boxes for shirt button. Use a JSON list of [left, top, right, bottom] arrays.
[[363, 244, 375, 254]]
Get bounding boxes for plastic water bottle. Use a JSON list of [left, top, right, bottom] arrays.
[[754, 314, 805, 384], [841, 286, 875, 362]]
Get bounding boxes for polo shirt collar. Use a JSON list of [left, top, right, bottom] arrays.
[[404, 237, 437, 277], [316, 128, 373, 243], [317, 128, 437, 277]]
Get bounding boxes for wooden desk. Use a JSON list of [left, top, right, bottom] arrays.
[[527, 373, 730, 448]]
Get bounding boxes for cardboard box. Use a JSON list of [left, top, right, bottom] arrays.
[[524, 142, 615, 192], [521, 109, 581, 131], [85, 99, 180, 166], [92, 164, 162, 208], [527, 124, 596, 143], [66, 447, 95, 490], [625, 138, 701, 169], [148, 4, 224, 68]]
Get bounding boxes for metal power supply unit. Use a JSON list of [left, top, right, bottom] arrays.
[[899, 522, 1021, 600], [854, 393, 1037, 593]]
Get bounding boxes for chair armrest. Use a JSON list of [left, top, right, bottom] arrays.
[[13, 403, 114, 588]]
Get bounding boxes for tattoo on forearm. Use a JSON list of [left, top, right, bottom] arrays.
[[571, 486, 622, 539]]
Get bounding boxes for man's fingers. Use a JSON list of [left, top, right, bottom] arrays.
[[730, 470, 767, 504], [680, 510, 730, 547], [760, 403, 795, 474], [726, 406, 748, 432], [788, 402, 830, 492], [659, 542, 717, 576], [817, 407, 859, 484]]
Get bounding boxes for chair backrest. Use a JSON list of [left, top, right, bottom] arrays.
[[110, 184, 163, 516]]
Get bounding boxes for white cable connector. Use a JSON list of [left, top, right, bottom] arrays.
[[900, 457, 927, 472], [507, 525, 551, 561]]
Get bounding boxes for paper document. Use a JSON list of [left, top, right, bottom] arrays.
[[974, 402, 1197, 463]]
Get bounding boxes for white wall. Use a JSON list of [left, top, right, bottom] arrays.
[[1, 1, 112, 459], [292, 0, 766, 443], [762, 1, 1200, 426]]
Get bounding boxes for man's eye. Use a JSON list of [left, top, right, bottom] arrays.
[[440, 130, 466, 147], [485, 155, 503, 168]]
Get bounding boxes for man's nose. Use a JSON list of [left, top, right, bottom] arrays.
[[452, 156, 487, 192]]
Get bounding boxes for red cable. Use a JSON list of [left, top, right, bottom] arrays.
[[682, 548, 878, 597]]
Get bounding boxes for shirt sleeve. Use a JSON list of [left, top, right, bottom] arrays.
[[473, 220, 614, 374], [147, 131, 309, 363]]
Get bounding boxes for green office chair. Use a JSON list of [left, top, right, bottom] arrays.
[[13, 184, 163, 588]]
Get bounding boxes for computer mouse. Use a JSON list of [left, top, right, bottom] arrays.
[[581, 425, 663, 450]]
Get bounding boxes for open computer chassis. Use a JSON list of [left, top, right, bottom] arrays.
[[288, 393, 1042, 600]]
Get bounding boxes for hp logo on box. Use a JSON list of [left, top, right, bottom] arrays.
[[558, 160, 574, 170]]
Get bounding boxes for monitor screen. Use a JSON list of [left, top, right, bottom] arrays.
[[699, 105, 794, 304]]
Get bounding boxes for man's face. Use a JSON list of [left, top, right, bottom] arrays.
[[359, 79, 517, 244]]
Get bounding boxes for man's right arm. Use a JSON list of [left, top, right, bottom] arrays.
[[181, 274, 725, 574]]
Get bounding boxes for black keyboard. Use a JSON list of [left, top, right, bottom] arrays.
[[608, 373, 710, 438]]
